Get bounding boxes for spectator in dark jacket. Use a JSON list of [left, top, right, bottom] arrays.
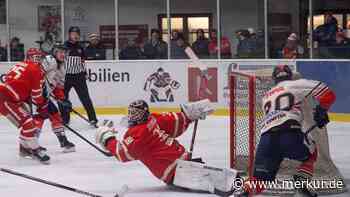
[[119, 39, 144, 60], [10, 37, 24, 61], [313, 13, 338, 47], [236, 29, 255, 58], [0, 40, 7, 61], [192, 29, 210, 58], [143, 29, 168, 59], [170, 33, 188, 59], [85, 33, 106, 60]]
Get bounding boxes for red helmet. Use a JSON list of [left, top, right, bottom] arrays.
[[26, 48, 45, 63]]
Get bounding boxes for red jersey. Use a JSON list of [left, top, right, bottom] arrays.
[[106, 112, 191, 183], [1, 61, 46, 106]]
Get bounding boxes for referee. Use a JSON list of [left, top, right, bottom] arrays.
[[60, 26, 98, 126]]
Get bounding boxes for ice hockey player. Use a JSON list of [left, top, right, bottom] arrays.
[[240, 65, 336, 197], [34, 44, 75, 153], [95, 99, 240, 196], [0, 48, 53, 164]]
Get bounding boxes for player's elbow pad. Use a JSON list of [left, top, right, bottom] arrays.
[[319, 89, 336, 110]]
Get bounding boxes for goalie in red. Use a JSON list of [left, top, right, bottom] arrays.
[[240, 65, 336, 197], [95, 99, 240, 196]]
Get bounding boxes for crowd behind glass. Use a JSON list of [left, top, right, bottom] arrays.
[[0, 1, 350, 61]]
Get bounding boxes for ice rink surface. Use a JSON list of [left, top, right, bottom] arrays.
[[0, 115, 349, 197]]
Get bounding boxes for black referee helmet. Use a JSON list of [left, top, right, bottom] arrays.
[[68, 26, 81, 35]]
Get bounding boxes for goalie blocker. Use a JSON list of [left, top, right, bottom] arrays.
[[95, 99, 241, 196]]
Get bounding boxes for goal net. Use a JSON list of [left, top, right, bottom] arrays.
[[229, 69, 347, 195]]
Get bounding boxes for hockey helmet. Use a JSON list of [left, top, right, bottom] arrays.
[[51, 43, 67, 63], [41, 55, 58, 74], [272, 65, 293, 84], [128, 100, 150, 127], [26, 48, 45, 64]]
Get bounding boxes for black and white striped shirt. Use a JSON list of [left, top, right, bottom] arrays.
[[65, 56, 86, 74], [64, 41, 86, 75]]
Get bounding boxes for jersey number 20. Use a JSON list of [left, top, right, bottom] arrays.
[[264, 93, 295, 114]]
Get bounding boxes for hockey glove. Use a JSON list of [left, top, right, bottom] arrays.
[[95, 119, 116, 148], [59, 99, 72, 112], [180, 99, 214, 121], [313, 105, 329, 128]]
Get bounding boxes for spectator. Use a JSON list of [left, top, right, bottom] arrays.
[[208, 29, 232, 59], [85, 33, 106, 60], [10, 37, 24, 61], [143, 29, 168, 59], [192, 29, 210, 58], [255, 29, 265, 57], [119, 39, 144, 60], [282, 33, 304, 59], [171, 30, 180, 47], [313, 13, 338, 47], [236, 29, 255, 58], [60, 26, 98, 126], [0, 40, 7, 61], [170, 33, 188, 59]]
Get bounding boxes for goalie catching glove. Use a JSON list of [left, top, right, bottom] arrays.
[[313, 105, 329, 128], [95, 120, 115, 149], [180, 99, 214, 121]]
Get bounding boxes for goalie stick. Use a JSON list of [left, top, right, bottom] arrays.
[[188, 120, 199, 159], [184, 47, 207, 160]]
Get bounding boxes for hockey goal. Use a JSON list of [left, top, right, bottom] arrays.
[[229, 69, 347, 195]]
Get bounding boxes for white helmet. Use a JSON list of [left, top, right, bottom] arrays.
[[41, 55, 58, 73]]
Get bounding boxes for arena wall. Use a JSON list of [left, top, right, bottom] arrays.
[[0, 60, 348, 121]]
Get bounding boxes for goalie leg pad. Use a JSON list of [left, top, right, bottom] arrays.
[[180, 99, 214, 121], [173, 160, 238, 194]]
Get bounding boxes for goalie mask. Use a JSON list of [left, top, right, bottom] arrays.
[[272, 65, 293, 84], [128, 100, 150, 127]]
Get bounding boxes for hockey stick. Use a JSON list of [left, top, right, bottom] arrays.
[[71, 108, 98, 128], [63, 123, 112, 157], [185, 47, 208, 71], [43, 97, 112, 157], [0, 168, 108, 197], [184, 47, 206, 160], [188, 120, 199, 159], [51, 95, 98, 128]]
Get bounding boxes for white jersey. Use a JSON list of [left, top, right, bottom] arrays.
[[261, 79, 329, 134]]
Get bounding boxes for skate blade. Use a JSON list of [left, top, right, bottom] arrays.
[[19, 154, 32, 159], [62, 147, 76, 153]]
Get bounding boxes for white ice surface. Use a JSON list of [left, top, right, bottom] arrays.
[[0, 115, 349, 197]]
